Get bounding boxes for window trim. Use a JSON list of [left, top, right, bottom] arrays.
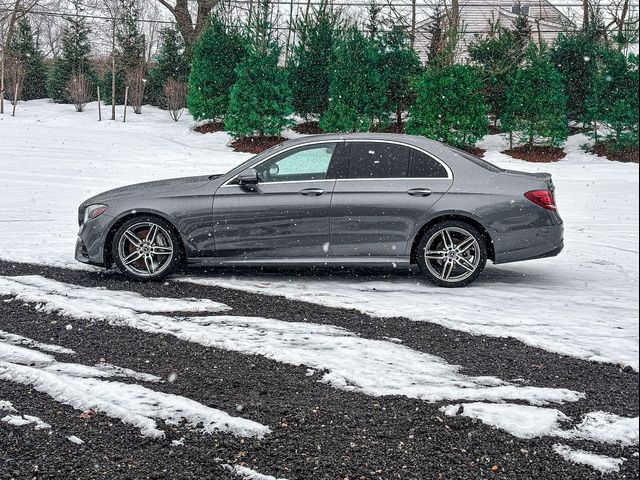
[[221, 138, 453, 187], [337, 139, 453, 181]]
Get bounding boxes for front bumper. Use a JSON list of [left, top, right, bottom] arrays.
[[75, 215, 114, 267]]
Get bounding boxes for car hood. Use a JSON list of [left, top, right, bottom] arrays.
[[82, 175, 220, 206]]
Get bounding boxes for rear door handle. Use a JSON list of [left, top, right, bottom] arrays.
[[299, 188, 325, 196], [407, 188, 432, 197]]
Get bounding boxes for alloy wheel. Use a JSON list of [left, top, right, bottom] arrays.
[[117, 221, 175, 277], [423, 227, 481, 283]]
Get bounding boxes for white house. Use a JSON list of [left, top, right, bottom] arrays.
[[413, 0, 572, 62]]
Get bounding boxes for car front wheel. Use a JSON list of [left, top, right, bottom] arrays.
[[416, 220, 488, 287], [112, 216, 180, 281]]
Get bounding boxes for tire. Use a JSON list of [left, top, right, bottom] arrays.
[[416, 220, 488, 288], [112, 216, 181, 281]]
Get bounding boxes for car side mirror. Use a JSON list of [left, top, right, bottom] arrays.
[[238, 168, 259, 191]]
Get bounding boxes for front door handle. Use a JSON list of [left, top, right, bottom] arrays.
[[299, 188, 325, 196], [407, 188, 432, 197]]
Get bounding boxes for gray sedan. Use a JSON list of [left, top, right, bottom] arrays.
[[76, 133, 563, 287]]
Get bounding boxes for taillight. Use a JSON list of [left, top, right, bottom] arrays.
[[524, 190, 557, 211]]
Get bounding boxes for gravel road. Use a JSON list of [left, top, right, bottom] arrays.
[[1, 260, 638, 480]]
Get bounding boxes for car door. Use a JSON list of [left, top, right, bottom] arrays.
[[212, 142, 341, 259], [329, 140, 454, 258]]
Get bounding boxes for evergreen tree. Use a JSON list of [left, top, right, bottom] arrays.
[[551, 18, 607, 123], [46, 1, 94, 103], [512, 13, 532, 63], [7, 18, 48, 100], [379, 26, 422, 126], [503, 44, 568, 148], [320, 27, 387, 132], [406, 64, 489, 148], [147, 27, 191, 107], [287, 2, 341, 119], [187, 16, 246, 122], [587, 50, 639, 148], [225, 0, 294, 138], [468, 20, 528, 126]]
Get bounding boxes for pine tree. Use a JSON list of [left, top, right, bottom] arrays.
[[587, 50, 639, 148], [147, 27, 191, 107], [225, 0, 294, 138], [46, 1, 94, 103], [187, 16, 246, 122], [503, 44, 568, 148], [7, 18, 48, 101], [287, 2, 341, 119], [320, 27, 387, 132], [468, 20, 528, 126], [379, 26, 422, 127], [551, 17, 607, 123], [406, 64, 489, 148]]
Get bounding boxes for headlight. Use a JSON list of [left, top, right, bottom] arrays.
[[83, 204, 108, 223]]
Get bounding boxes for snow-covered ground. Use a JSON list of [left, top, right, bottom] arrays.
[[0, 100, 638, 372]]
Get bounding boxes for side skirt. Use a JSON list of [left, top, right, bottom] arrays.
[[187, 256, 412, 268]]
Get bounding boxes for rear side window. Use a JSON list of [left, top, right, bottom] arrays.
[[411, 150, 448, 178], [346, 142, 411, 179]]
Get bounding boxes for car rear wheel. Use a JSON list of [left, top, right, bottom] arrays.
[[416, 220, 488, 287], [112, 216, 181, 281]]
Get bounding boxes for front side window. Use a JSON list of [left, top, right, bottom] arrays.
[[256, 143, 336, 183], [346, 142, 411, 179]]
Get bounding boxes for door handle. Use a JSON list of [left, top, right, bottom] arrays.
[[407, 188, 432, 197], [299, 188, 325, 196]]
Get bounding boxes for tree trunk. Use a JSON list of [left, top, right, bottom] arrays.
[[582, 0, 589, 30], [1, 0, 23, 115], [111, 21, 116, 121]]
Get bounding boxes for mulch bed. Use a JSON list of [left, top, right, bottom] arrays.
[[293, 121, 325, 135], [591, 141, 639, 163], [193, 122, 225, 134], [230, 136, 287, 154], [461, 146, 486, 158], [502, 146, 566, 163]]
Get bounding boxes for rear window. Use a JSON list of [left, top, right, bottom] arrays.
[[451, 147, 503, 173], [346, 142, 411, 179], [411, 150, 448, 178]]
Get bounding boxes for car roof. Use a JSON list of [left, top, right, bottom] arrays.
[[283, 132, 443, 150]]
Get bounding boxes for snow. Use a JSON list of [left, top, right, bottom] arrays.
[[440, 402, 570, 439], [0, 400, 17, 412], [1, 413, 51, 430], [0, 334, 270, 439], [0, 100, 638, 368], [553, 444, 625, 474], [0, 275, 583, 406], [225, 464, 289, 480], [67, 435, 85, 445], [0, 329, 76, 355], [440, 402, 638, 445]]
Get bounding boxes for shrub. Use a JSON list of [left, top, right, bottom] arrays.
[[406, 64, 489, 148], [502, 45, 568, 148], [187, 16, 246, 122], [320, 28, 387, 132]]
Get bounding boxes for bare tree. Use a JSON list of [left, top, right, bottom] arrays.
[[67, 73, 91, 112], [126, 65, 146, 114], [3, 55, 24, 105], [163, 77, 187, 121], [153, 0, 222, 53]]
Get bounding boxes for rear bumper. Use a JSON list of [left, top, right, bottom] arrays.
[[494, 222, 564, 264]]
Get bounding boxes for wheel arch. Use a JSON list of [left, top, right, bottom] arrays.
[[103, 210, 186, 267], [409, 213, 495, 264]]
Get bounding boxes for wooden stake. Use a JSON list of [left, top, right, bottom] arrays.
[[11, 82, 18, 116], [97, 86, 102, 121], [123, 86, 129, 123]]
